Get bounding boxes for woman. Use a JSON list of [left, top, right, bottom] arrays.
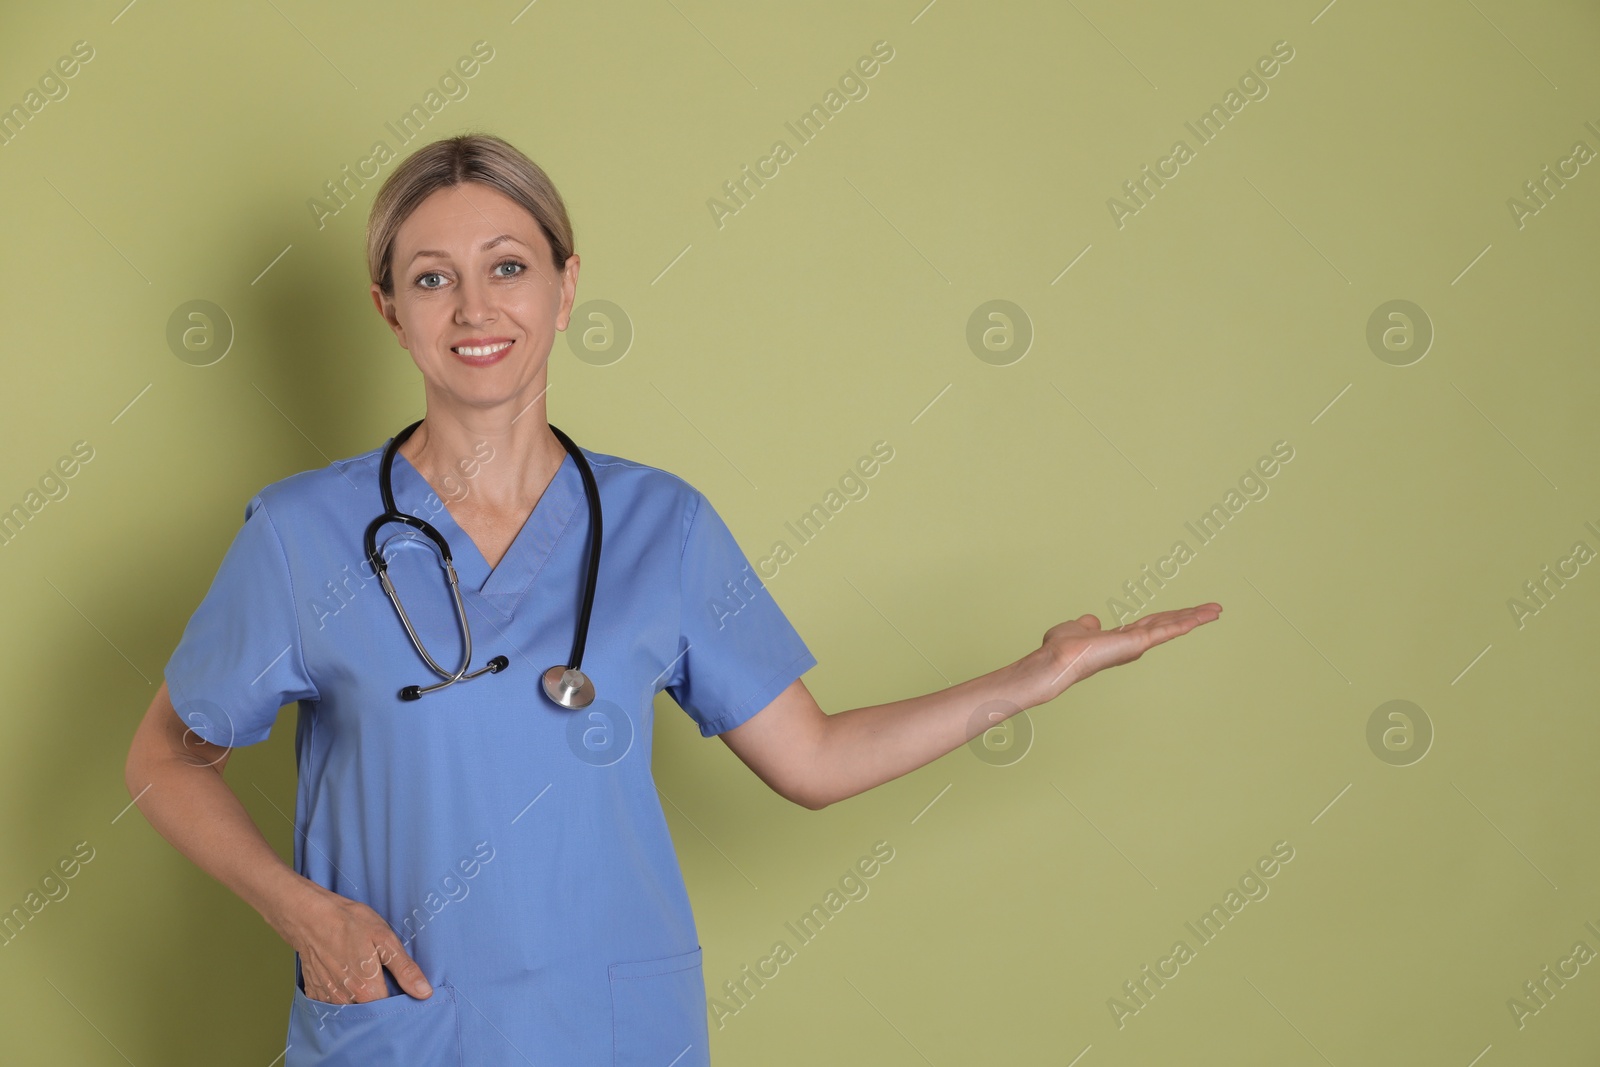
[[124, 133, 1220, 1066]]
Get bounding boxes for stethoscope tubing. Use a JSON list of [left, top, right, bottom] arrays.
[[549, 423, 602, 671], [364, 418, 601, 707]]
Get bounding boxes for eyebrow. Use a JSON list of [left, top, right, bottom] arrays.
[[407, 234, 528, 265]]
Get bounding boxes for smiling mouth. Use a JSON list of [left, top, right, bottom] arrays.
[[452, 341, 514, 357]]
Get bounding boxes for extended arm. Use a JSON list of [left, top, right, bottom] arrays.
[[720, 603, 1221, 810]]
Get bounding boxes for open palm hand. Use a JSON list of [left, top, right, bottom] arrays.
[[1019, 602, 1223, 707]]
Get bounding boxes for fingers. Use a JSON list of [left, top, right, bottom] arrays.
[[302, 963, 364, 1006], [1132, 603, 1222, 629], [298, 948, 345, 1005], [1098, 603, 1220, 636], [1159, 607, 1220, 639], [379, 936, 433, 999], [294, 898, 436, 1005], [1111, 604, 1220, 652], [301, 947, 400, 1004], [333, 960, 386, 1003]]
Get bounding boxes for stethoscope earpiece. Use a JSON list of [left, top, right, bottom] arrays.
[[369, 419, 603, 710]]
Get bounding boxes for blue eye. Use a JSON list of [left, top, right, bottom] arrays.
[[413, 260, 525, 290]]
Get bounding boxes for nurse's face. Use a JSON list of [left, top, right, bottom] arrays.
[[371, 182, 579, 412]]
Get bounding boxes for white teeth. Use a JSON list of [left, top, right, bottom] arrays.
[[454, 341, 512, 357]]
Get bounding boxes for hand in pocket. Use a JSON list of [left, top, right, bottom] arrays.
[[290, 887, 432, 1005]]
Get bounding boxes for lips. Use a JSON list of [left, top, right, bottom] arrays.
[[450, 339, 514, 367]]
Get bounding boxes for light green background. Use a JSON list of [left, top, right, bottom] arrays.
[[2, 0, 1598, 1063]]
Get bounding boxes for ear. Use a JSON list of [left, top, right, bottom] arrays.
[[554, 253, 581, 332], [370, 283, 408, 348]]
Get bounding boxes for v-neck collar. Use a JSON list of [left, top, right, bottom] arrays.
[[383, 444, 585, 620]]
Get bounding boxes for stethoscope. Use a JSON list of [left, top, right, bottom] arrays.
[[363, 418, 602, 709]]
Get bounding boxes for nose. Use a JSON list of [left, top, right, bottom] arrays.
[[453, 270, 495, 326]]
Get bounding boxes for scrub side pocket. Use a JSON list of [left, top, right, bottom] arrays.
[[287, 982, 463, 1067], [609, 945, 710, 1067]]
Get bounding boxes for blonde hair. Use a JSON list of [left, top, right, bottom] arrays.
[[365, 133, 574, 297]]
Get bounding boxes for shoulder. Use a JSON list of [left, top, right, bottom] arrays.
[[577, 445, 708, 517], [241, 445, 385, 528], [573, 446, 742, 558]]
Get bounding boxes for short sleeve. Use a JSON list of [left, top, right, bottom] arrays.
[[665, 490, 816, 737], [163, 493, 318, 747]]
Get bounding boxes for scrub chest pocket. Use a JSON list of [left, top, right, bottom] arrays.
[[287, 982, 463, 1066], [610, 945, 710, 1067]]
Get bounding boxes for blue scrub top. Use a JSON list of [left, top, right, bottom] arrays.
[[164, 436, 816, 1066]]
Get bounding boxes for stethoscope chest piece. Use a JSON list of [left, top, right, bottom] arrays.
[[543, 665, 595, 709]]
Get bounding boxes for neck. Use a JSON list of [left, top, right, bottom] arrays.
[[398, 387, 567, 511]]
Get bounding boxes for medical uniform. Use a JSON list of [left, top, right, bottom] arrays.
[[164, 437, 816, 1066]]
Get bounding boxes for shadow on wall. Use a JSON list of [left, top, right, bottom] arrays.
[[81, 197, 415, 1061]]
